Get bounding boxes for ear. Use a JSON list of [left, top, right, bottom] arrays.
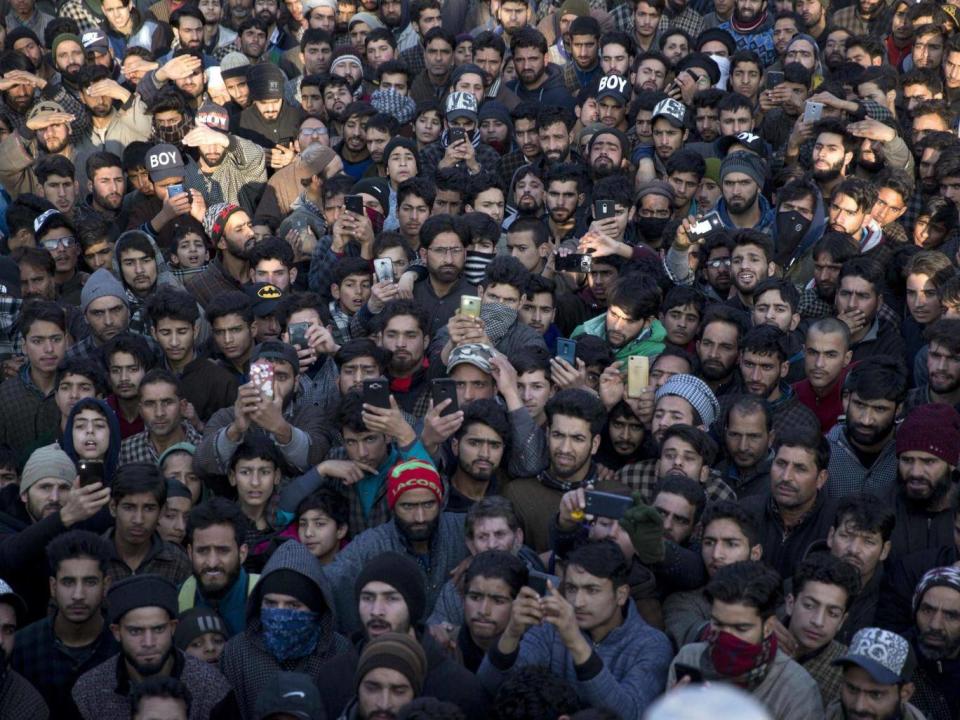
[[289, 267, 298, 284], [18, 490, 27, 507], [450, 436, 459, 456], [110, 623, 121, 642], [879, 539, 892, 563], [698, 464, 710, 483], [826, 526, 835, 551], [900, 682, 915, 705], [228, 471, 237, 488], [779, 360, 789, 379], [789, 312, 800, 332], [49, 576, 56, 598], [761, 614, 776, 638], [681, 129, 689, 143], [784, 592, 795, 616], [750, 543, 763, 561], [577, 192, 586, 207], [767, 260, 776, 277], [418, 246, 428, 263], [615, 581, 630, 607], [330, 283, 341, 300], [815, 467, 829, 491], [87, 180, 93, 194], [590, 433, 601, 456], [628, 206, 636, 221], [465, 203, 475, 213], [109, 498, 118, 518], [248, 267, 257, 283], [238, 542, 249, 565], [336, 524, 348, 540], [843, 150, 854, 172]]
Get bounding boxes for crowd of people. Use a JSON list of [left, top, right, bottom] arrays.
[[0, 0, 957, 717]]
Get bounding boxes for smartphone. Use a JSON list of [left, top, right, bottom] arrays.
[[555, 253, 593, 273], [344, 194, 364, 215], [584, 490, 633, 519], [527, 570, 561, 597], [77, 460, 103, 487], [362, 379, 391, 409], [250, 359, 275, 398], [765, 70, 784, 90], [460, 295, 481, 319], [373, 257, 395, 284], [430, 378, 459, 416], [627, 355, 649, 398], [593, 199, 616, 220], [674, 662, 704, 683], [288, 321, 309, 350], [803, 100, 823, 123], [687, 211, 724, 242], [449, 127, 466, 144], [556, 337, 577, 365], [167, 183, 185, 197]]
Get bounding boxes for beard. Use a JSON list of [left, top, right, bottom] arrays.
[[726, 187, 758, 214], [591, 158, 620, 178], [396, 513, 439, 544], [812, 157, 845, 182], [815, 281, 836, 302], [458, 455, 496, 482], [123, 645, 173, 678], [901, 466, 952, 507], [42, 133, 70, 154], [87, 103, 113, 118], [94, 187, 123, 210], [700, 359, 732, 381], [917, 629, 960, 661], [225, 233, 254, 260], [198, 562, 242, 599], [202, 147, 228, 167], [846, 418, 893, 448]]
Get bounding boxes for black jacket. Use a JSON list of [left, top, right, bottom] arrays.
[[888, 488, 956, 561], [236, 102, 305, 150], [909, 631, 960, 720], [877, 544, 958, 634]]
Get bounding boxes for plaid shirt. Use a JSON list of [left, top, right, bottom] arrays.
[[799, 287, 834, 322], [902, 190, 930, 238], [497, 149, 535, 191], [798, 640, 847, 708], [58, 0, 102, 32], [328, 300, 354, 346], [11, 615, 119, 720], [659, 7, 705, 38], [185, 257, 245, 310], [400, 44, 426, 78], [105, 529, 192, 585], [824, 423, 898, 499], [616, 458, 737, 504], [118, 422, 203, 466], [184, 136, 267, 215]]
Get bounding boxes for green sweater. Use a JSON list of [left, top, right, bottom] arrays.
[[572, 315, 667, 362]]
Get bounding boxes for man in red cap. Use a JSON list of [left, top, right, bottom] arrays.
[[889, 403, 960, 559], [323, 458, 469, 634]]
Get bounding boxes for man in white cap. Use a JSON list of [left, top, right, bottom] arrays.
[[304, 0, 337, 33]]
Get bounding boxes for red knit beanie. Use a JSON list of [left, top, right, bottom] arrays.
[[896, 403, 960, 466], [386, 459, 443, 510]]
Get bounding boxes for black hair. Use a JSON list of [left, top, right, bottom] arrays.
[[509, 27, 548, 55], [397, 177, 437, 208], [186, 496, 250, 547], [740, 324, 788, 363], [792, 554, 861, 610], [717, 92, 753, 117], [334, 338, 391, 371], [377, 298, 430, 336], [654, 474, 707, 525], [206, 290, 255, 324], [574, 334, 613, 369], [698, 303, 748, 344], [536, 105, 575, 132], [725, 394, 773, 432], [660, 424, 718, 465], [139, 368, 183, 399], [545, 388, 606, 436], [592, 175, 633, 212], [705, 561, 782, 619], [607, 272, 662, 322], [112, 462, 166, 504], [661, 285, 705, 315], [103, 332, 156, 375], [700, 500, 761, 547], [130, 677, 192, 717], [296, 487, 349, 527], [20, 299, 67, 335], [56, 356, 108, 397], [564, 539, 630, 588], [398, 700, 466, 720], [665, 148, 706, 179], [492, 665, 581, 720], [482, 255, 529, 292], [522, 273, 556, 300], [376, 60, 409, 83], [832, 493, 895, 542], [420, 214, 467, 249], [812, 231, 857, 264], [46, 529, 111, 577], [146, 286, 200, 325], [465, 549, 528, 598], [773, 424, 831, 473], [228, 436, 280, 472], [830, 176, 878, 214], [843, 355, 908, 404], [464, 495, 521, 537], [247, 236, 295, 269], [332, 256, 373, 286], [336, 390, 369, 434], [455, 398, 511, 448], [464, 171, 504, 207], [463, 212, 501, 248], [78, 63, 112, 91]]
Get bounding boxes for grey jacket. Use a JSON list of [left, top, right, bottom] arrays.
[[824, 423, 897, 499], [220, 540, 352, 720], [323, 513, 468, 634]]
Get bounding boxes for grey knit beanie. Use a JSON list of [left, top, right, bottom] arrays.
[[81, 268, 129, 314], [720, 151, 767, 188], [21, 444, 76, 492]]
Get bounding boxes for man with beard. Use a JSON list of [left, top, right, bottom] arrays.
[[397, 0, 442, 69], [720, 0, 776, 67], [905, 567, 960, 719], [543, 162, 588, 244], [236, 17, 269, 62], [727, 229, 775, 312], [11, 531, 118, 720], [889, 404, 960, 559], [324, 459, 468, 629], [906, 320, 960, 413], [76, 65, 151, 164], [696, 304, 745, 394], [508, 28, 576, 109], [410, 27, 454, 103], [72, 574, 237, 719], [824, 357, 904, 499], [797, 118, 856, 202], [238, 64, 304, 167], [716, 396, 774, 499], [373, 300, 439, 417], [741, 426, 837, 579], [793, 317, 853, 434], [179, 498, 257, 637], [903, 131, 955, 238], [0, 99, 85, 198], [412, 214, 474, 336], [832, 0, 888, 38], [187, 201, 258, 310], [797, 233, 856, 322], [337, 101, 375, 179], [52, 33, 87, 94], [504, 389, 630, 552], [588, 127, 630, 180], [651, 98, 688, 169], [796, 0, 828, 41], [73, 151, 127, 235], [506, 166, 545, 229], [421, 91, 500, 178], [537, 105, 575, 166], [827, 177, 884, 254], [835, 257, 905, 362], [715, 152, 774, 234], [318, 552, 488, 720]]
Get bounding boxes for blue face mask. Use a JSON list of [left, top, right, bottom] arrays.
[[261, 606, 321, 662]]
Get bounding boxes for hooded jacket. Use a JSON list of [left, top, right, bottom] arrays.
[[111, 230, 183, 336], [220, 540, 352, 720], [61, 398, 122, 487], [572, 315, 668, 363], [715, 192, 776, 237], [779, 187, 827, 284]]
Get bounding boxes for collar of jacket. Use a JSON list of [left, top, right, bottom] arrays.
[[538, 462, 598, 492], [114, 646, 185, 695], [768, 488, 825, 531]]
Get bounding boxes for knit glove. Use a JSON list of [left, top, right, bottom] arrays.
[[620, 492, 665, 565]]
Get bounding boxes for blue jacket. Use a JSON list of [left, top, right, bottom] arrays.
[[716, 192, 776, 236], [478, 601, 673, 719]]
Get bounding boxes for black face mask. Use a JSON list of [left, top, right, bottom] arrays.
[[774, 210, 812, 265], [636, 217, 669, 243]]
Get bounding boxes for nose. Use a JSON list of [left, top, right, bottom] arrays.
[[414, 506, 427, 523]]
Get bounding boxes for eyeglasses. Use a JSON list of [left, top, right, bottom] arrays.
[[300, 127, 328, 137], [41, 236, 76, 250], [706, 258, 732, 269], [428, 246, 464, 257]]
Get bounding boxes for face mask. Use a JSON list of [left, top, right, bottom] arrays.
[[774, 210, 812, 264], [709, 54, 731, 90], [365, 207, 385, 236], [464, 249, 496, 285], [636, 217, 669, 243], [153, 117, 191, 146], [708, 628, 777, 687], [261, 606, 322, 662], [486, 138, 509, 155]]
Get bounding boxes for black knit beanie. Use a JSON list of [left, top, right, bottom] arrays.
[[247, 63, 286, 102], [261, 569, 326, 613], [354, 552, 426, 624]]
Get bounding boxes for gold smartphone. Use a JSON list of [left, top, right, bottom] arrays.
[[460, 295, 482, 319], [627, 355, 649, 398]]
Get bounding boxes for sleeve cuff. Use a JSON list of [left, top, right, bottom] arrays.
[[488, 642, 519, 671], [574, 649, 603, 680]]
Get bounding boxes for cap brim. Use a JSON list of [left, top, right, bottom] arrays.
[[252, 300, 282, 317], [447, 110, 478, 123], [652, 114, 684, 128], [597, 91, 626, 105], [447, 358, 490, 374], [833, 655, 901, 685]]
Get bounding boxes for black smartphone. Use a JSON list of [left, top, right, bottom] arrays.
[[555, 253, 592, 273], [527, 570, 561, 597], [765, 70, 784, 90], [584, 490, 633, 519], [345, 194, 364, 215], [430, 378, 459, 416], [593, 199, 616, 220], [449, 127, 466, 144], [556, 338, 577, 365], [288, 321, 309, 350], [362, 379, 391, 409], [687, 211, 724, 242], [77, 460, 103, 487], [674, 662, 704, 683]]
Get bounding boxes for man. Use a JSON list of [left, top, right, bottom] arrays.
[[219, 540, 349, 716], [825, 358, 904, 499], [828, 627, 926, 720], [323, 459, 468, 632], [716, 151, 773, 233], [906, 567, 960, 719], [650, 373, 721, 445], [741, 426, 837, 579], [76, 65, 151, 170], [410, 28, 455, 103], [727, 229, 775, 311], [778, 554, 861, 707], [342, 633, 428, 720], [72, 574, 237, 719], [796, 0, 828, 40], [478, 540, 673, 718], [118, 371, 203, 466], [11, 530, 118, 720], [508, 28, 575, 109], [186, 201, 258, 311], [504, 390, 630, 552], [316, 552, 488, 720], [889, 404, 960, 559], [720, 0, 776, 66], [835, 257, 905, 363], [238, 64, 304, 159], [696, 305, 745, 394], [0, 577, 48, 717], [668, 561, 823, 718], [794, 318, 853, 434], [411, 215, 474, 336], [0, 445, 111, 623], [717, 396, 773, 499], [907, 319, 960, 412], [442, 401, 511, 510], [562, 17, 602, 94], [105, 464, 191, 585]]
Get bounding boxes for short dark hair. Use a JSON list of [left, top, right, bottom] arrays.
[[377, 298, 430, 336], [146, 286, 200, 325], [464, 495, 520, 538], [510, 27, 548, 55], [333, 256, 373, 287], [752, 277, 799, 313], [465, 550, 528, 598], [248, 236, 294, 269], [700, 500, 760, 547], [130, 677, 192, 718], [228, 436, 280, 472], [660, 424, 718, 465], [607, 272, 662, 322], [492, 665, 581, 720], [139, 368, 183, 399], [741, 325, 788, 363], [830, 176, 878, 214], [455, 398, 510, 447], [186, 496, 250, 547], [112, 462, 166, 504], [296, 487, 349, 527], [207, 291, 255, 324], [336, 391, 369, 434], [844, 355, 908, 404], [545, 388, 606, 436], [104, 332, 156, 373], [20, 299, 66, 335], [838, 255, 886, 296], [792, 554, 861, 611], [397, 177, 436, 207], [705, 561, 782, 619], [46, 529, 111, 577], [773, 424, 831, 473], [334, 338, 391, 372], [482, 255, 529, 293], [420, 214, 467, 249], [654, 475, 707, 525], [832, 493, 895, 542], [732, 228, 774, 265], [56, 356, 108, 396], [564, 539, 630, 589]]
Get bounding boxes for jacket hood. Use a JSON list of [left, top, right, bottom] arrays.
[[61, 398, 122, 485], [111, 230, 183, 296], [246, 539, 337, 626]]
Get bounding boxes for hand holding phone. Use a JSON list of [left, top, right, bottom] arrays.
[[556, 338, 577, 365], [803, 100, 823, 123], [362, 379, 391, 409], [344, 194, 364, 215], [460, 295, 481, 319], [288, 322, 310, 350], [430, 378, 459, 416], [78, 460, 104, 487], [584, 490, 633, 519], [374, 257, 395, 284]]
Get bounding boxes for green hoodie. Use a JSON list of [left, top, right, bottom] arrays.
[[572, 314, 667, 362]]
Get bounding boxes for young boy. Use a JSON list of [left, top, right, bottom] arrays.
[[296, 488, 349, 564], [228, 438, 282, 570], [167, 222, 210, 283], [328, 257, 373, 345]]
